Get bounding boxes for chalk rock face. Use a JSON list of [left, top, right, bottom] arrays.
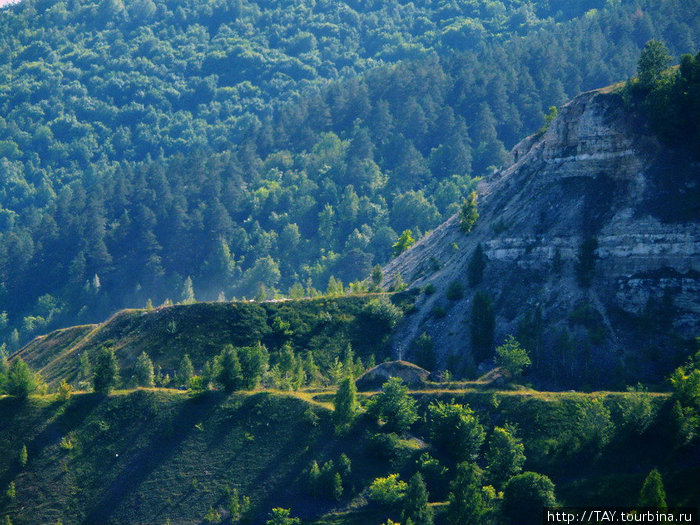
[[383, 88, 700, 388]]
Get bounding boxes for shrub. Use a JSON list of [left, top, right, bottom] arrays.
[[266, 508, 300, 525], [369, 474, 407, 505]]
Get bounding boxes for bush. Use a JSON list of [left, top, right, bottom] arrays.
[[369, 474, 407, 505]]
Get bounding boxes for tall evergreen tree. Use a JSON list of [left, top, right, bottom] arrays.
[[93, 348, 120, 394], [639, 469, 667, 507], [402, 473, 433, 525], [215, 345, 242, 392], [176, 354, 194, 387], [471, 292, 495, 363], [134, 351, 155, 387], [334, 376, 358, 432], [447, 462, 485, 525]]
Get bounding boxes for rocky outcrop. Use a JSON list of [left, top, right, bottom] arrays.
[[355, 360, 430, 391], [383, 88, 700, 388]]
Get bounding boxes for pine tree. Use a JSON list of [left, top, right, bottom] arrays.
[[176, 354, 194, 387], [19, 445, 27, 468], [639, 469, 666, 507], [93, 347, 120, 394], [471, 292, 495, 364], [467, 243, 486, 287], [334, 376, 358, 432], [79, 353, 92, 383], [215, 345, 242, 392], [133, 351, 155, 387], [332, 472, 343, 501], [459, 191, 479, 233], [5, 358, 43, 399], [6, 481, 16, 500], [447, 463, 484, 525], [181, 276, 196, 304], [239, 343, 268, 389], [402, 473, 433, 525]]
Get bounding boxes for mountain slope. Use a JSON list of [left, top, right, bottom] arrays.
[[383, 87, 700, 388]]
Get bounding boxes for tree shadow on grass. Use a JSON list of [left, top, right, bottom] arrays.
[[82, 391, 221, 524]]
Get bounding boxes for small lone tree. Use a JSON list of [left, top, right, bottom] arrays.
[[639, 469, 666, 507], [133, 352, 155, 387], [459, 191, 479, 233], [93, 348, 119, 394], [369, 473, 407, 505], [495, 336, 531, 379], [402, 472, 433, 525], [334, 376, 358, 432]]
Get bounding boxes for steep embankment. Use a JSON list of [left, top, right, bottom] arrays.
[[384, 88, 700, 387], [15, 295, 410, 387]]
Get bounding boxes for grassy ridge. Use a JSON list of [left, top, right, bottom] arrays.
[[1, 388, 697, 525], [17, 294, 411, 386]]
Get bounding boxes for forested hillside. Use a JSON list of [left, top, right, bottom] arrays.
[[1, 0, 699, 351]]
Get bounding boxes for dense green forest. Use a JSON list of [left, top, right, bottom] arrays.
[[1, 0, 700, 351]]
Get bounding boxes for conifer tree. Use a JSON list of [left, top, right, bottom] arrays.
[[447, 462, 484, 525], [181, 276, 196, 304], [334, 376, 358, 432], [215, 345, 242, 392], [19, 445, 27, 468], [5, 358, 43, 399], [459, 191, 479, 233], [639, 469, 666, 507], [468, 243, 486, 286], [402, 473, 433, 525], [134, 351, 155, 387], [93, 347, 120, 394], [176, 354, 194, 387]]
